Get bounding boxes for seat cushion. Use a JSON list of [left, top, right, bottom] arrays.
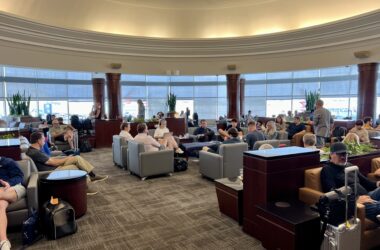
[[6, 198, 27, 212], [305, 167, 323, 191]]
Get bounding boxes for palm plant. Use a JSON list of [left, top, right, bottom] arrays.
[[166, 93, 176, 112], [305, 91, 320, 112]]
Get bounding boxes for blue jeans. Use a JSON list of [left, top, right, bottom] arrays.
[[365, 187, 380, 223]]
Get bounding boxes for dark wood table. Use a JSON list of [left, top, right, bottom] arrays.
[[370, 136, 380, 149], [215, 177, 243, 224], [0, 128, 19, 138], [243, 147, 320, 240], [255, 201, 320, 250], [95, 119, 122, 148], [0, 138, 21, 160], [39, 170, 87, 218]]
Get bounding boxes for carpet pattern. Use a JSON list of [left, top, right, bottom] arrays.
[[8, 148, 264, 250]]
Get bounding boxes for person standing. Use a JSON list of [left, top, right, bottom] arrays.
[[137, 100, 145, 120], [313, 99, 333, 147], [186, 107, 190, 120]]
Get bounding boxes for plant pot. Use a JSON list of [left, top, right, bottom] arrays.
[[167, 112, 176, 118]]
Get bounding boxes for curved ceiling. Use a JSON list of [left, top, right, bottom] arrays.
[[0, 0, 379, 38]]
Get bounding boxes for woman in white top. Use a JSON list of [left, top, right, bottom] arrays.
[[119, 122, 133, 141], [154, 119, 183, 154]]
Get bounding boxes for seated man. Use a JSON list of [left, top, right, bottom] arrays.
[[26, 132, 107, 194], [49, 118, 76, 149], [245, 121, 265, 150], [287, 116, 306, 140], [134, 123, 162, 152], [321, 142, 380, 223], [218, 118, 243, 140], [303, 133, 324, 154], [203, 128, 241, 153], [194, 119, 215, 142], [0, 157, 25, 250], [350, 120, 369, 143]]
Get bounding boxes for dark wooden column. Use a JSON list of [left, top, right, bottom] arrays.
[[357, 63, 378, 120], [92, 78, 105, 118], [226, 74, 240, 119], [240, 78, 245, 117], [106, 73, 122, 119]]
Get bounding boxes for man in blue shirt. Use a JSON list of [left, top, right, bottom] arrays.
[[0, 157, 25, 250]]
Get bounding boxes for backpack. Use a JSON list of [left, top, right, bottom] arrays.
[[43, 200, 77, 240], [174, 158, 188, 172], [22, 209, 43, 246], [79, 138, 92, 153]]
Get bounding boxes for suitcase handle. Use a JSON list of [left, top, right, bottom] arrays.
[[344, 165, 358, 224]]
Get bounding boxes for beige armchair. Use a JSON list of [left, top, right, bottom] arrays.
[[6, 159, 39, 227], [299, 167, 380, 250]]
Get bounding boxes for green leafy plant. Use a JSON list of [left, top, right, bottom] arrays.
[[320, 142, 376, 161], [6, 90, 31, 116], [305, 91, 320, 112], [132, 117, 145, 123], [166, 93, 176, 112]]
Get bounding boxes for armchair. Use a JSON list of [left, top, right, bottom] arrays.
[[112, 135, 128, 169], [6, 159, 39, 227], [299, 167, 380, 250], [199, 143, 248, 180], [127, 140, 174, 180]]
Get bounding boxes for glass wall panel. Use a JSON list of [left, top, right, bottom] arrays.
[[36, 69, 66, 79], [176, 100, 194, 116], [293, 69, 319, 78], [245, 84, 266, 97], [267, 71, 292, 80], [6, 82, 38, 97], [4, 67, 36, 78], [293, 83, 319, 97], [37, 83, 67, 98], [0, 101, 4, 117], [147, 99, 166, 118], [194, 98, 218, 119], [147, 85, 168, 98], [349, 97, 357, 119], [122, 85, 146, 98], [266, 100, 292, 117], [267, 83, 292, 96], [320, 66, 351, 77], [38, 100, 68, 121], [322, 98, 349, 119], [245, 97, 266, 117], [68, 101, 93, 119], [292, 99, 306, 114], [170, 86, 193, 98], [320, 81, 350, 96], [68, 85, 93, 99], [194, 86, 218, 98]]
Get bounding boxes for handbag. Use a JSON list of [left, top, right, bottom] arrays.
[[22, 209, 43, 246]]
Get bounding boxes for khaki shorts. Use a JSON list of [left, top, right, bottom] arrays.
[[11, 184, 26, 201]]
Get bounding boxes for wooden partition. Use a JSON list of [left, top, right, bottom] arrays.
[[94, 119, 122, 148], [166, 118, 186, 136]]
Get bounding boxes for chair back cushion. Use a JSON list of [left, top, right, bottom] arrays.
[[219, 143, 248, 177], [113, 135, 127, 148], [305, 167, 323, 191], [277, 131, 289, 140], [127, 140, 145, 174], [16, 160, 32, 186]]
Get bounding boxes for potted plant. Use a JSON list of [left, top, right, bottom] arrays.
[[166, 93, 177, 118], [305, 91, 320, 112], [6, 90, 31, 116]]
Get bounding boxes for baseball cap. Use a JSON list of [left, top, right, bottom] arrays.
[[330, 142, 348, 154]]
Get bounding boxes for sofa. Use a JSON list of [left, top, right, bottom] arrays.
[[127, 140, 174, 180], [199, 142, 248, 180], [299, 167, 380, 250], [6, 159, 39, 227], [112, 135, 128, 169]]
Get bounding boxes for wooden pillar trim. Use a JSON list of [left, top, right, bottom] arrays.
[[240, 78, 245, 117], [106, 73, 122, 120], [357, 63, 378, 120], [226, 74, 240, 119], [92, 78, 105, 119]]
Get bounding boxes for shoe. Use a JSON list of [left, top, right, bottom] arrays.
[[90, 174, 108, 183], [0, 240, 11, 250], [87, 186, 98, 196], [175, 148, 184, 154]]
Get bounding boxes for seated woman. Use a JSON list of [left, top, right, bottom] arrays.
[[119, 122, 133, 141], [342, 132, 360, 145], [264, 121, 278, 140], [275, 115, 286, 131], [349, 120, 369, 143], [154, 119, 183, 154], [363, 116, 374, 130], [89, 102, 102, 119]]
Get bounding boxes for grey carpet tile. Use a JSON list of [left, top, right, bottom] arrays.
[[8, 148, 264, 250]]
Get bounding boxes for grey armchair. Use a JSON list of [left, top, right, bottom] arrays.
[[127, 140, 174, 180], [6, 159, 39, 227], [112, 135, 128, 169], [253, 139, 291, 150], [199, 142, 248, 180]]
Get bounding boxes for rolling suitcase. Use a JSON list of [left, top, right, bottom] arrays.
[[320, 165, 361, 250]]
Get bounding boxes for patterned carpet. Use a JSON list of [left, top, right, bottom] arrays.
[[8, 148, 264, 250]]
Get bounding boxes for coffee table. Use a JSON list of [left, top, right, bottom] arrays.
[[39, 170, 87, 218]]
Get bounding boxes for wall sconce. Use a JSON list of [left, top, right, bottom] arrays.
[[166, 70, 180, 75], [110, 63, 122, 69]]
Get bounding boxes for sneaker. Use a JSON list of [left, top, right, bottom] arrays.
[[0, 240, 11, 250], [87, 186, 98, 196], [175, 148, 184, 154], [90, 174, 108, 183]]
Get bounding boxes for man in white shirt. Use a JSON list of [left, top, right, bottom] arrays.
[[134, 123, 161, 152], [119, 122, 133, 141]]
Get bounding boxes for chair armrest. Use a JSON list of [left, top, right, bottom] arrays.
[[357, 203, 366, 234], [199, 151, 223, 179], [27, 173, 39, 212], [299, 187, 324, 205]]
